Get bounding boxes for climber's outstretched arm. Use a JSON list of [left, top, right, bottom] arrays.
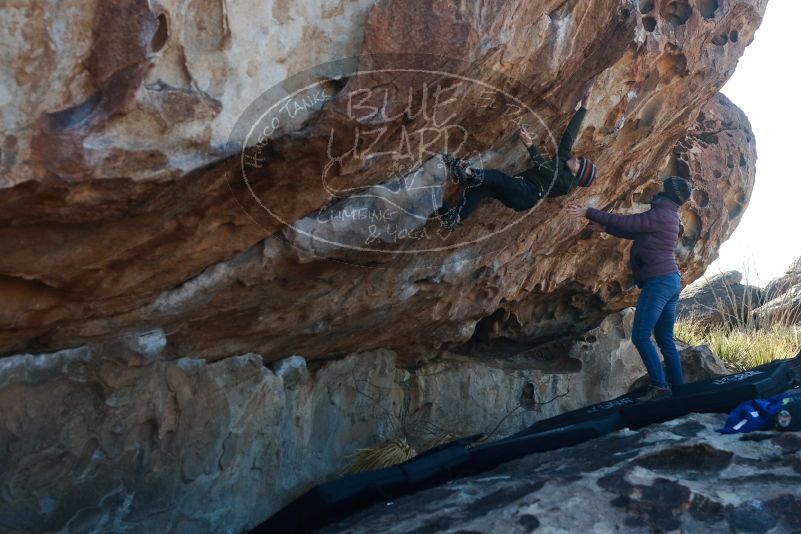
[[567, 204, 659, 235], [577, 206, 661, 234], [557, 106, 587, 163], [526, 144, 548, 167], [556, 84, 592, 162]]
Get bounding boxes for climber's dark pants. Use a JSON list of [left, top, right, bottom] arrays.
[[457, 169, 543, 220]]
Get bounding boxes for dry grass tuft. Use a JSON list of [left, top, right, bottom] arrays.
[[676, 318, 800, 371], [343, 439, 417, 474], [675, 275, 801, 371]]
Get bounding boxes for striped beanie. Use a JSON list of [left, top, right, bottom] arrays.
[[576, 157, 597, 187], [663, 176, 692, 205]]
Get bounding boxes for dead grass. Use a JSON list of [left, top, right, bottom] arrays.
[[675, 273, 801, 371], [343, 438, 417, 474], [675, 318, 800, 371]]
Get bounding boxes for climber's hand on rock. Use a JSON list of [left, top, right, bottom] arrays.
[[567, 204, 588, 218], [587, 221, 605, 232], [518, 126, 533, 146]]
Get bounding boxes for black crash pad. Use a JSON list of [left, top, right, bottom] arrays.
[[252, 354, 801, 533]]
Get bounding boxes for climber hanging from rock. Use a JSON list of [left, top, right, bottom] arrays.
[[566, 176, 693, 402], [437, 84, 597, 231]]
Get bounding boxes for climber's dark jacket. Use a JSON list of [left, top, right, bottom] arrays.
[[586, 194, 681, 283], [519, 107, 587, 197]]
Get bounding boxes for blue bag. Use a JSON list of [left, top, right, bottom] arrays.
[[718, 391, 799, 434]]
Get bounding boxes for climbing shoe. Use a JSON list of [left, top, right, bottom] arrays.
[[441, 154, 479, 186], [437, 204, 462, 232], [441, 153, 461, 173], [635, 385, 672, 403]]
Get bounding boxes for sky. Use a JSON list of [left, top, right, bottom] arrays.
[[706, 0, 801, 286]]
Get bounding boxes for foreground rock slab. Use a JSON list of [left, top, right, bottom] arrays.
[[323, 413, 801, 534]]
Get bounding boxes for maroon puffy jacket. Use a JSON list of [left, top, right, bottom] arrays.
[[586, 196, 680, 283]]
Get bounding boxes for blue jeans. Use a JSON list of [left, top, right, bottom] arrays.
[[631, 272, 684, 388]]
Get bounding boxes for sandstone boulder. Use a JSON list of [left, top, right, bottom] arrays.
[[0, 0, 761, 360], [0, 0, 769, 532], [754, 288, 801, 327], [765, 256, 801, 299], [677, 270, 764, 326], [754, 256, 801, 326]]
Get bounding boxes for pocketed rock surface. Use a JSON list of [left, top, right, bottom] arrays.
[[323, 413, 801, 534], [0, 0, 760, 359]]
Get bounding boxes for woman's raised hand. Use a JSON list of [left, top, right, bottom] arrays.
[[566, 204, 588, 218]]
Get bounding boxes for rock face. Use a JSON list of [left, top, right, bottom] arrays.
[[0, 0, 767, 532], [629, 343, 731, 391], [0, 0, 760, 359], [754, 256, 801, 326], [678, 271, 764, 326], [322, 413, 801, 534], [676, 344, 733, 377], [765, 257, 801, 300], [756, 288, 801, 327], [0, 316, 646, 533]]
